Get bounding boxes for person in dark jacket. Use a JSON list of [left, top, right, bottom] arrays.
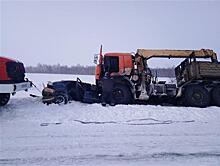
[[101, 72, 115, 106]]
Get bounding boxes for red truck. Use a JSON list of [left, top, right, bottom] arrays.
[[0, 57, 32, 106]]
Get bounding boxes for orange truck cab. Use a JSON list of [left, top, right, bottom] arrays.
[[95, 53, 133, 81]]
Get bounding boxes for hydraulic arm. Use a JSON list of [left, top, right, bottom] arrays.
[[136, 49, 218, 62]]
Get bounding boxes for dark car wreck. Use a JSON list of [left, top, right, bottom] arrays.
[[42, 78, 99, 105]]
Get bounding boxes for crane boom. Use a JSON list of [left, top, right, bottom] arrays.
[[137, 49, 218, 62]]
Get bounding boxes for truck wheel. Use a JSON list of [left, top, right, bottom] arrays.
[[54, 94, 68, 105], [112, 85, 132, 104], [184, 85, 210, 107], [0, 93, 10, 106], [211, 86, 220, 106]]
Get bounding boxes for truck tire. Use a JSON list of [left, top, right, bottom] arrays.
[[112, 84, 132, 104], [211, 86, 220, 106], [184, 85, 210, 107], [0, 93, 10, 106]]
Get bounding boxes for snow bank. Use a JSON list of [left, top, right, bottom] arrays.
[[0, 74, 220, 166]]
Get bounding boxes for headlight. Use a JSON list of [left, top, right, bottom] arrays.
[[42, 87, 55, 96]]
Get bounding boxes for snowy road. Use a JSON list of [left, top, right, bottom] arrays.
[[0, 74, 220, 166]]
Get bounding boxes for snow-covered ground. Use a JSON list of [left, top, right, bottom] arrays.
[[0, 73, 220, 166]]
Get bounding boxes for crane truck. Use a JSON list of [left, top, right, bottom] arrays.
[[42, 47, 220, 107], [0, 57, 32, 106]]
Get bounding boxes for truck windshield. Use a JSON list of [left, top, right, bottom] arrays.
[[104, 56, 119, 73]]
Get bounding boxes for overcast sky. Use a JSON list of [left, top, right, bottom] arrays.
[[1, 0, 220, 68]]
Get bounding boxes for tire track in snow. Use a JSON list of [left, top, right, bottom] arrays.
[[1, 152, 220, 165], [73, 118, 195, 125]]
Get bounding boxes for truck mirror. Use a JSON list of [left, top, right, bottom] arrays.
[[94, 54, 99, 64]]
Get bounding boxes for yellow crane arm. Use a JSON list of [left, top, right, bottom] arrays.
[[136, 49, 218, 62]]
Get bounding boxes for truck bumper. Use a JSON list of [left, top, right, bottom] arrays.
[[0, 81, 32, 93]]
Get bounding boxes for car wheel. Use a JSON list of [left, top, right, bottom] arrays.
[[54, 94, 68, 105]]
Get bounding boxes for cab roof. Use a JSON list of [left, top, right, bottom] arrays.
[[104, 53, 132, 57]]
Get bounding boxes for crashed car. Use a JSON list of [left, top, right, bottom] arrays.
[[42, 78, 99, 105]]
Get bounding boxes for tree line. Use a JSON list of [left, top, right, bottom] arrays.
[[26, 63, 175, 77], [26, 64, 95, 75]]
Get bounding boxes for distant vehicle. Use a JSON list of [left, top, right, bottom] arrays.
[[0, 57, 32, 106], [42, 47, 220, 107]]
